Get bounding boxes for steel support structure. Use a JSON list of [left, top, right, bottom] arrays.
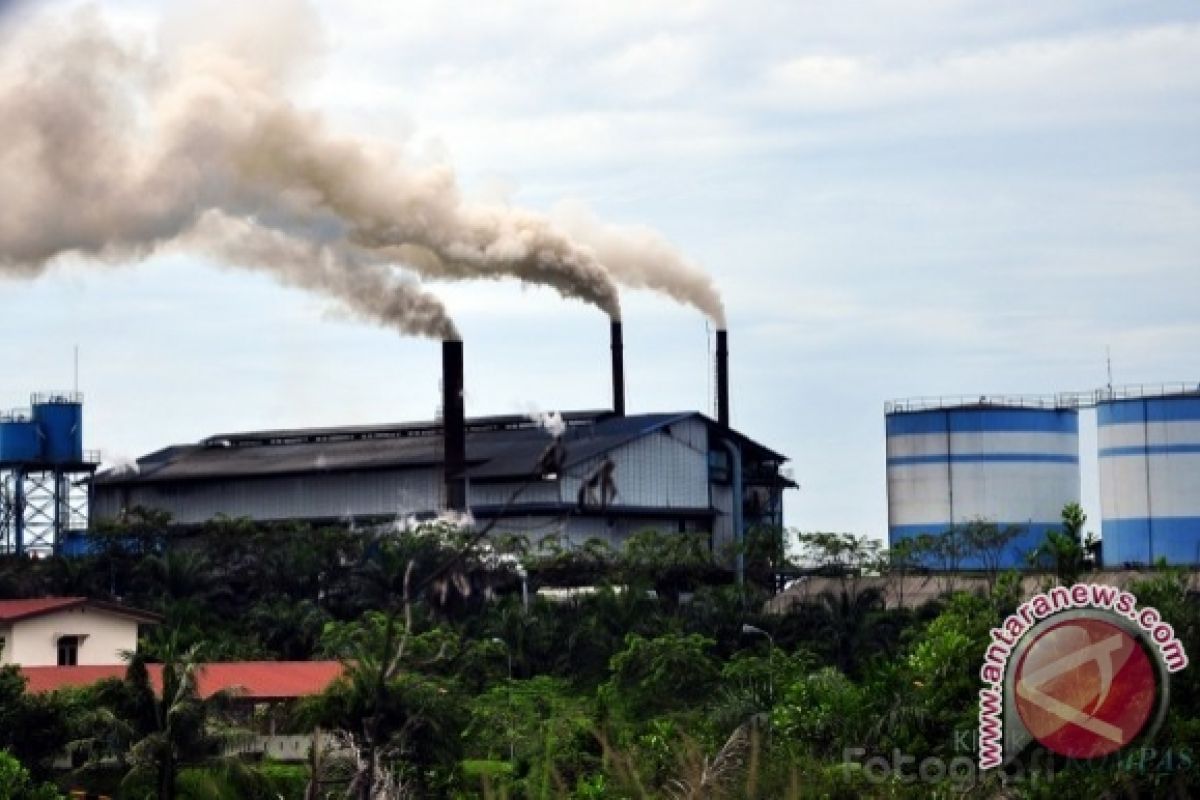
[[0, 466, 94, 556]]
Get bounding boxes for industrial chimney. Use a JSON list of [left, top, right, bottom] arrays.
[[715, 329, 729, 427], [610, 321, 625, 416], [442, 339, 467, 511]]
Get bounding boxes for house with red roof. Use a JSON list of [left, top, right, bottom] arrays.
[[2, 598, 346, 763], [20, 660, 346, 763], [19, 660, 345, 701], [0, 597, 161, 667]]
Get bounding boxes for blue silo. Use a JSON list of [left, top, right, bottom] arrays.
[[886, 402, 1080, 568], [0, 411, 42, 464], [31, 392, 84, 465], [1098, 391, 1200, 566]]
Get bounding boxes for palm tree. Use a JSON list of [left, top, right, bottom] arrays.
[[816, 585, 885, 675], [117, 636, 242, 800]]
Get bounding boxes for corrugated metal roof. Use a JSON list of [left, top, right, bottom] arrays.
[[95, 411, 787, 485], [21, 661, 344, 700]]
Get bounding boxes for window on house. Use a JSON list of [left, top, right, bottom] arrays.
[[57, 635, 80, 666]]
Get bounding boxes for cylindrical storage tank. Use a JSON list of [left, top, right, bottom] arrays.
[[1097, 392, 1200, 566], [31, 392, 84, 465], [886, 403, 1080, 568], [0, 410, 42, 464]]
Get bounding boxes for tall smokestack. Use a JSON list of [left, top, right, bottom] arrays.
[[610, 321, 625, 416], [442, 339, 467, 511], [716, 329, 729, 428]]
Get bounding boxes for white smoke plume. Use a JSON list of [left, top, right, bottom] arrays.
[[526, 409, 567, 438], [99, 452, 140, 477], [0, 3, 626, 337], [553, 200, 727, 327]]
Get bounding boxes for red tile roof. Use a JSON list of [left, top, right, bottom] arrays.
[[0, 597, 161, 624], [0, 597, 86, 622], [20, 661, 344, 701], [21, 665, 127, 693]]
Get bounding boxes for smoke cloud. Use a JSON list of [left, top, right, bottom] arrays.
[[553, 201, 727, 327], [0, 2, 726, 335], [188, 212, 458, 339], [0, 3, 620, 336]]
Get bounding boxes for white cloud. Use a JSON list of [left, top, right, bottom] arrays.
[[591, 33, 707, 101], [757, 23, 1200, 121]]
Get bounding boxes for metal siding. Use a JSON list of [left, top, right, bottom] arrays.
[[949, 462, 1080, 523], [564, 421, 708, 509], [32, 402, 84, 464], [469, 481, 561, 507], [0, 420, 42, 463], [97, 469, 443, 525], [91, 418, 727, 552], [484, 514, 696, 550], [886, 416, 952, 528], [712, 484, 733, 553], [1098, 396, 1200, 564], [886, 408, 1080, 567]]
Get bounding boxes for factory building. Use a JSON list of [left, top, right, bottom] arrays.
[[885, 399, 1081, 568], [90, 329, 792, 554], [91, 409, 792, 552]]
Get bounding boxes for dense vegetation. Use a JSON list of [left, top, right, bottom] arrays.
[[0, 507, 1197, 799]]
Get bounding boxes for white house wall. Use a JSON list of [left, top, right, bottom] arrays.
[[5, 608, 140, 666]]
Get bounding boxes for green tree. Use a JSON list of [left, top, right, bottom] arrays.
[[118, 641, 237, 800], [603, 633, 720, 718], [794, 531, 883, 599], [0, 751, 62, 800], [1027, 503, 1092, 585], [308, 612, 465, 797], [0, 667, 70, 779], [463, 676, 595, 794], [960, 518, 1023, 592]]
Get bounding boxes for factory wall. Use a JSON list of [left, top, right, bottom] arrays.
[[93, 418, 721, 546], [484, 514, 709, 549], [468, 480, 561, 508], [711, 484, 734, 555], [92, 469, 444, 526], [559, 418, 710, 510], [887, 407, 1080, 568], [1098, 396, 1200, 565]]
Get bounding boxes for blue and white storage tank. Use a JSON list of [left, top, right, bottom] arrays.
[[1097, 389, 1200, 566], [0, 410, 42, 465], [31, 391, 84, 465], [886, 400, 1080, 568]]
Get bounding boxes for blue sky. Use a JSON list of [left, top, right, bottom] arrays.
[[2, 0, 1198, 540]]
